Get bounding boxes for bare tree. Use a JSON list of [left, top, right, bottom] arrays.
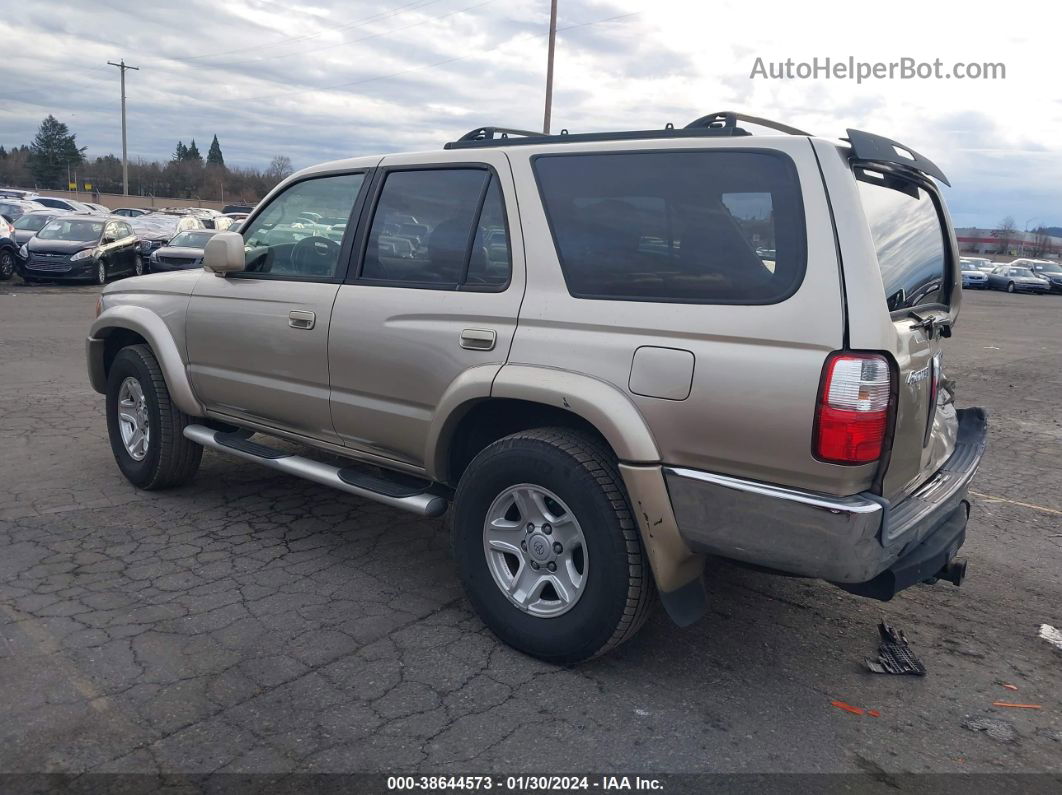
[[1032, 226, 1051, 258], [266, 155, 293, 183], [997, 216, 1017, 255]]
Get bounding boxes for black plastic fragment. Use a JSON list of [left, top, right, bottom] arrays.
[[865, 620, 926, 675]]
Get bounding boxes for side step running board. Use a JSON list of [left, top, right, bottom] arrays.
[[183, 424, 448, 517]]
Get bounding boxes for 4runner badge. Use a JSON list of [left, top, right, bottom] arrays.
[[907, 364, 931, 385]]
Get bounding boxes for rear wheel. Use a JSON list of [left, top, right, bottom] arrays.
[[106, 344, 202, 489], [1007, 282, 1015, 293], [452, 428, 655, 664]]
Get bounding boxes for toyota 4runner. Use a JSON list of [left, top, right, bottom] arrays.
[[87, 112, 987, 663]]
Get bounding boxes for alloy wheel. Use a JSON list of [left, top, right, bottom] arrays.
[[0, 251, 13, 279], [97, 261, 106, 285], [117, 376, 150, 461], [483, 483, 588, 618]]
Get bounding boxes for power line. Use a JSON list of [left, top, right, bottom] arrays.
[[198, 10, 642, 108], [195, 0, 499, 71], [170, 0, 446, 62]]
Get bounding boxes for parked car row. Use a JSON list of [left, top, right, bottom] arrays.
[[960, 256, 1062, 294]]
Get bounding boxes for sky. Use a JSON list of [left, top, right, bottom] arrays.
[[0, 0, 1058, 227]]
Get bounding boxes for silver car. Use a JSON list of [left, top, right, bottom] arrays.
[[986, 265, 1051, 293]]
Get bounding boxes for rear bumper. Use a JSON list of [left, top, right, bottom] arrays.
[[664, 408, 987, 599]]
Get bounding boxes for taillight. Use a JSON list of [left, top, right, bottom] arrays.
[[814, 353, 892, 464]]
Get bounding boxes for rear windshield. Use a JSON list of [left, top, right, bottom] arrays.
[[14, 214, 53, 231], [857, 176, 948, 311], [534, 150, 807, 304]]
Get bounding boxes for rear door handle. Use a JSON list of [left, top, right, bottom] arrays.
[[460, 328, 496, 351], [288, 310, 316, 330]]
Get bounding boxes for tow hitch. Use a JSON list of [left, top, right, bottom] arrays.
[[926, 557, 967, 587]]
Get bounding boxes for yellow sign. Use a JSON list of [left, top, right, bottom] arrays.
[[68, 182, 76, 190], [83, 182, 93, 191]]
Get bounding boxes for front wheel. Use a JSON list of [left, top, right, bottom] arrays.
[[134, 257, 144, 276], [0, 249, 14, 280], [1007, 282, 1015, 293], [95, 260, 107, 285], [452, 428, 655, 664], [106, 344, 203, 489]]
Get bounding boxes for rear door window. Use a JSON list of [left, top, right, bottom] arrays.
[[856, 175, 949, 311], [533, 150, 806, 304], [359, 168, 510, 290]]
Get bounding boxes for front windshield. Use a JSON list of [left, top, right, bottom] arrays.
[[37, 218, 103, 242], [14, 214, 53, 232], [1035, 263, 1062, 273], [168, 231, 216, 248]]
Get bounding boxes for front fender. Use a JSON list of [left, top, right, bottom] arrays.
[[88, 305, 204, 416]]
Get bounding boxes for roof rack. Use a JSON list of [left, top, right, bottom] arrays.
[[444, 111, 811, 150], [455, 127, 545, 143], [685, 111, 811, 136]]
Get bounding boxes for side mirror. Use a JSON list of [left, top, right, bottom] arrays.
[[203, 231, 246, 275]]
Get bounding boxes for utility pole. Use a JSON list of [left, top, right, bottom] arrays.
[[542, 0, 558, 134], [107, 59, 139, 196]]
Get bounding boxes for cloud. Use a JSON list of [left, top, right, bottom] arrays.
[[0, 0, 1058, 226]]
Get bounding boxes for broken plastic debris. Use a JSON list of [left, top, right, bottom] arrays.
[[1040, 624, 1062, 652], [865, 620, 926, 676], [831, 700, 864, 715], [830, 700, 880, 717], [1002, 684, 1019, 692], [992, 701, 1042, 710]]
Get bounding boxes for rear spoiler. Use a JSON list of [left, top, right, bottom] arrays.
[[845, 129, 950, 187]]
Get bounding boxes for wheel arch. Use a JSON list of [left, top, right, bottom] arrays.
[[429, 364, 660, 486], [88, 305, 204, 416]]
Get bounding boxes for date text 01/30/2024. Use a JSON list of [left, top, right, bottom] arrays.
[[386, 776, 665, 791]]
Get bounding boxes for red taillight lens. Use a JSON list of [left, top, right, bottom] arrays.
[[814, 353, 892, 464]]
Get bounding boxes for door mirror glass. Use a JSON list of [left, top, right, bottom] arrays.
[[203, 231, 247, 274]]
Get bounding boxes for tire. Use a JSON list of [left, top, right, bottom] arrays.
[[95, 260, 107, 285], [106, 344, 202, 489], [134, 257, 144, 276], [1007, 282, 1015, 293], [0, 249, 14, 281], [452, 427, 655, 664]]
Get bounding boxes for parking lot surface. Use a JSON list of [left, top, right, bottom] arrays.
[[1, 283, 1060, 776]]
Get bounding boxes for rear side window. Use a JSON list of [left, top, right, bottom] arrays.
[[360, 168, 510, 289], [533, 151, 806, 303], [857, 176, 948, 311]]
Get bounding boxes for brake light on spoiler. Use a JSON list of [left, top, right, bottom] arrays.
[[814, 353, 893, 464]]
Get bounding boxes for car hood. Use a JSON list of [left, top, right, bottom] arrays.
[[102, 268, 202, 297], [154, 246, 205, 258], [27, 238, 97, 254]]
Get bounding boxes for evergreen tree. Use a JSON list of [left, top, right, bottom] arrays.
[[186, 139, 203, 162], [0, 146, 7, 159], [29, 115, 85, 188], [173, 140, 188, 161], [206, 134, 224, 167]]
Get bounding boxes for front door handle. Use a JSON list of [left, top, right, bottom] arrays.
[[288, 310, 316, 330], [460, 328, 496, 351]]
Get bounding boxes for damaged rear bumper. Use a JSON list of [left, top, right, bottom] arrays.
[[663, 408, 988, 600]]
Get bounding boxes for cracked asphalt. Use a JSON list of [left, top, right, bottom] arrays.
[[1, 282, 1060, 777]]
